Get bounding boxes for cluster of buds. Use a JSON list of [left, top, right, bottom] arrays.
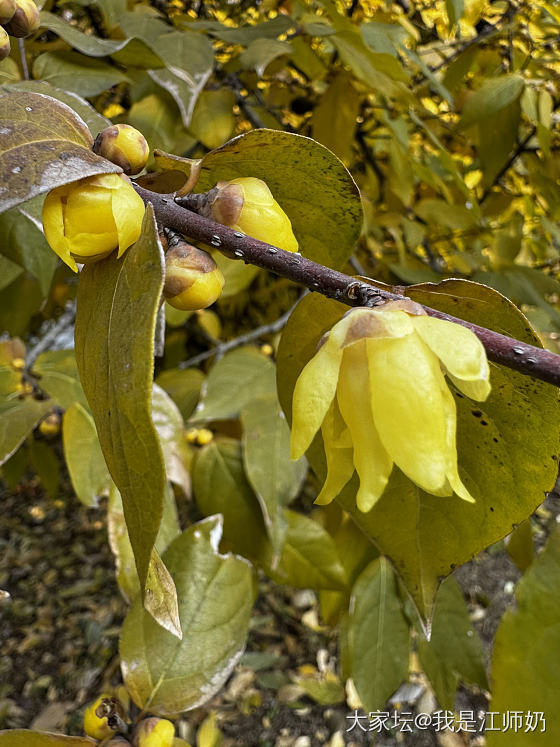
[[0, 0, 40, 61], [83, 693, 175, 747], [290, 299, 491, 512]]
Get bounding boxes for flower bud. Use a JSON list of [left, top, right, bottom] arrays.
[[0, 0, 15, 25], [163, 242, 224, 311], [0, 26, 10, 60], [93, 124, 149, 176], [3, 0, 39, 37], [42, 173, 145, 272], [83, 694, 125, 740], [204, 177, 298, 253], [39, 412, 61, 438], [132, 717, 175, 747]]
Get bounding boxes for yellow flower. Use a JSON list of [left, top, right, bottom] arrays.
[[83, 694, 118, 740], [207, 177, 299, 253], [42, 173, 145, 272], [290, 300, 491, 512]]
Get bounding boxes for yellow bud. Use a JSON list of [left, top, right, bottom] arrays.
[[11, 357, 25, 370], [3, 0, 39, 37], [83, 694, 124, 740], [133, 717, 175, 747], [0, 26, 10, 60], [39, 412, 61, 438], [205, 177, 298, 253], [163, 243, 224, 311], [93, 124, 149, 176], [196, 428, 213, 446], [0, 0, 16, 24], [42, 173, 145, 272], [260, 343, 273, 357]]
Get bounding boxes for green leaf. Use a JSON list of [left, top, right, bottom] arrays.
[[262, 509, 347, 591], [311, 72, 361, 165], [147, 31, 213, 127], [120, 516, 254, 714], [241, 393, 307, 557], [0, 91, 118, 214], [155, 367, 204, 421], [190, 89, 236, 150], [32, 51, 129, 98], [276, 281, 560, 623], [178, 15, 293, 45], [33, 350, 89, 411], [417, 577, 488, 710], [460, 74, 525, 129], [240, 39, 293, 77], [488, 526, 560, 746], [74, 207, 166, 593], [505, 520, 535, 573], [0, 731, 96, 746], [4, 80, 110, 135], [0, 273, 42, 336], [0, 57, 21, 84], [0, 255, 22, 292], [29, 439, 60, 499], [0, 398, 50, 466], [70, 0, 126, 33], [39, 11, 165, 68], [62, 402, 110, 508], [211, 252, 260, 298], [192, 129, 362, 270], [108, 482, 181, 603], [152, 383, 191, 495], [0, 195, 57, 297], [346, 558, 410, 712], [191, 346, 276, 422]]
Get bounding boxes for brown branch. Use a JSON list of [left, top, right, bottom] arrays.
[[134, 183, 560, 388]]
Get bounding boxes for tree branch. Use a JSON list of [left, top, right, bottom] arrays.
[[134, 184, 560, 388]]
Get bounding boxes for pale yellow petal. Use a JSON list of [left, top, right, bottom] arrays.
[[368, 334, 449, 494], [315, 402, 355, 505], [438, 376, 476, 503], [111, 176, 145, 257], [290, 313, 358, 460], [339, 307, 415, 348], [412, 315, 491, 401], [41, 189, 76, 271], [337, 341, 393, 512]]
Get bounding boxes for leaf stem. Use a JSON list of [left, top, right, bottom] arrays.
[[133, 183, 560, 388]]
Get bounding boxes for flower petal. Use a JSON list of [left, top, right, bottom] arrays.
[[111, 176, 145, 257], [412, 315, 491, 401], [438, 376, 476, 503], [337, 341, 393, 512], [368, 334, 450, 494], [41, 188, 76, 271], [315, 402, 355, 506], [290, 312, 358, 460]]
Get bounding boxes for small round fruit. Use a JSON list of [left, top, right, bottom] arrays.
[[163, 243, 224, 311], [3, 0, 40, 37], [132, 717, 175, 747], [83, 695, 119, 740], [93, 124, 150, 176]]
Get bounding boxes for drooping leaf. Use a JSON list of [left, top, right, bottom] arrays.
[[0, 91, 118, 214], [345, 558, 410, 712], [241, 393, 307, 557], [29, 438, 60, 499], [191, 129, 362, 270], [74, 207, 167, 595], [417, 577, 488, 710], [32, 350, 89, 411], [276, 281, 560, 623], [62, 402, 111, 508], [108, 482, 181, 604], [152, 383, 191, 495], [120, 516, 254, 715], [191, 346, 276, 423], [0, 398, 50, 466], [488, 526, 560, 746]]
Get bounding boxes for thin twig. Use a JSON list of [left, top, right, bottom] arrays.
[[18, 39, 29, 80], [134, 184, 560, 388], [26, 303, 76, 369], [179, 294, 307, 369]]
